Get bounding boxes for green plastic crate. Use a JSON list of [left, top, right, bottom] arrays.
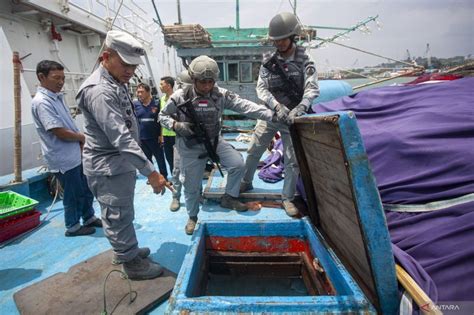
[[0, 191, 39, 220]]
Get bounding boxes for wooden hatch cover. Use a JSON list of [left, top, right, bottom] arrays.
[[291, 112, 399, 314]]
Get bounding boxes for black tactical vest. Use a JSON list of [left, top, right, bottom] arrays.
[[262, 46, 308, 109], [177, 85, 222, 148]]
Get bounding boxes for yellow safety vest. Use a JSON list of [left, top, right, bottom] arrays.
[[160, 95, 176, 137]]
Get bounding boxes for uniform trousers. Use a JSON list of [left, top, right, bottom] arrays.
[[243, 120, 299, 201], [177, 137, 245, 217], [172, 145, 182, 199], [87, 171, 139, 262]]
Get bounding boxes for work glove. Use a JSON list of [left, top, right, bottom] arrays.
[[173, 122, 195, 137], [273, 103, 290, 122], [286, 104, 308, 125]]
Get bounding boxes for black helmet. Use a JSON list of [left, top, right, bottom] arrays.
[[268, 12, 301, 40]]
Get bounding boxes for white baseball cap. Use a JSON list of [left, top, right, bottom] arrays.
[[105, 30, 145, 65]]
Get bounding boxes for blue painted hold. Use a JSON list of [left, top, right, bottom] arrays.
[[167, 220, 376, 314]]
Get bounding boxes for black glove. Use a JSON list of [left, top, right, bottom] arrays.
[[286, 104, 307, 125], [173, 122, 195, 137], [274, 103, 290, 122]]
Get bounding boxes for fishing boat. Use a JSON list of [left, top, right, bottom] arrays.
[[1, 0, 473, 314]]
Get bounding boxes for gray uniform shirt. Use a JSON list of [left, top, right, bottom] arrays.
[[76, 65, 154, 177], [257, 47, 319, 110], [158, 86, 274, 131]]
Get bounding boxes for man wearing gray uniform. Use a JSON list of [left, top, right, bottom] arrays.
[[76, 30, 168, 280], [159, 56, 281, 235], [167, 70, 194, 212], [240, 12, 320, 217]]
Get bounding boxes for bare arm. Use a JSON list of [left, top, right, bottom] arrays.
[[50, 128, 85, 143]]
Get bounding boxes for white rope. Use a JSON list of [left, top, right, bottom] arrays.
[[384, 193, 474, 213]]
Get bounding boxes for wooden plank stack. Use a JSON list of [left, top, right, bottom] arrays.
[[162, 24, 212, 48]]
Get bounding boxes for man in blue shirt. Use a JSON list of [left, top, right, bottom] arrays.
[[134, 83, 168, 179], [31, 60, 102, 237]]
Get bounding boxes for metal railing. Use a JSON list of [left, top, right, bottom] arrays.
[[69, 0, 157, 43]]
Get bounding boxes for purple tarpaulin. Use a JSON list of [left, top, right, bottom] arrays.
[[312, 78, 474, 205], [307, 78, 474, 305], [387, 201, 474, 303], [258, 139, 284, 183]]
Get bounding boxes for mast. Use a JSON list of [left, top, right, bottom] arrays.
[[13, 52, 22, 183], [177, 0, 182, 24], [236, 0, 240, 31]]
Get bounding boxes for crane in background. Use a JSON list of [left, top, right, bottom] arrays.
[[424, 43, 432, 69]]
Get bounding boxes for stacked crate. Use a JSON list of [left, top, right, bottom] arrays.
[[0, 191, 40, 243]]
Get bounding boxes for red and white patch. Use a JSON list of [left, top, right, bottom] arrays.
[[198, 100, 208, 107]]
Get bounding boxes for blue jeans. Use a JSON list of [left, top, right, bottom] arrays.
[[55, 164, 95, 231]]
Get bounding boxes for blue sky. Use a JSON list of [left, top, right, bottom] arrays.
[[140, 0, 473, 69]]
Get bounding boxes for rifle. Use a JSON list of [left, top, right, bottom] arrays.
[[177, 100, 224, 177], [263, 54, 303, 109]]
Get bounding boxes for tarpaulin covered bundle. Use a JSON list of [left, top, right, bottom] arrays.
[[309, 77, 474, 306], [258, 139, 284, 183]]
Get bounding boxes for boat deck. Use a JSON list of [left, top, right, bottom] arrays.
[[0, 135, 291, 314]]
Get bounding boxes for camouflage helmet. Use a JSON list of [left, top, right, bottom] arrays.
[[188, 55, 220, 81], [177, 69, 193, 85], [268, 12, 301, 40]]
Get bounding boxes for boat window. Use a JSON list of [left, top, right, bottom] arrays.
[[252, 62, 261, 82], [217, 62, 225, 81], [227, 63, 239, 82], [240, 62, 253, 83]]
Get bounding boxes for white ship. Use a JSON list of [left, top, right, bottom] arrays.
[[0, 0, 177, 176]]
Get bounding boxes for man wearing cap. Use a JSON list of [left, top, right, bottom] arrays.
[[159, 55, 284, 235], [240, 12, 319, 217], [76, 30, 168, 280]]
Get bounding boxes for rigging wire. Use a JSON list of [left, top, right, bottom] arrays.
[[91, 0, 125, 72], [321, 39, 423, 69], [275, 0, 285, 14]]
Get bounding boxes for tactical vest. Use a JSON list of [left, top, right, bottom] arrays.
[[262, 45, 307, 109], [177, 85, 222, 148]]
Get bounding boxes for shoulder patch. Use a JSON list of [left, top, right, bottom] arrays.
[[305, 64, 316, 76], [259, 66, 271, 78], [225, 90, 237, 100]]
